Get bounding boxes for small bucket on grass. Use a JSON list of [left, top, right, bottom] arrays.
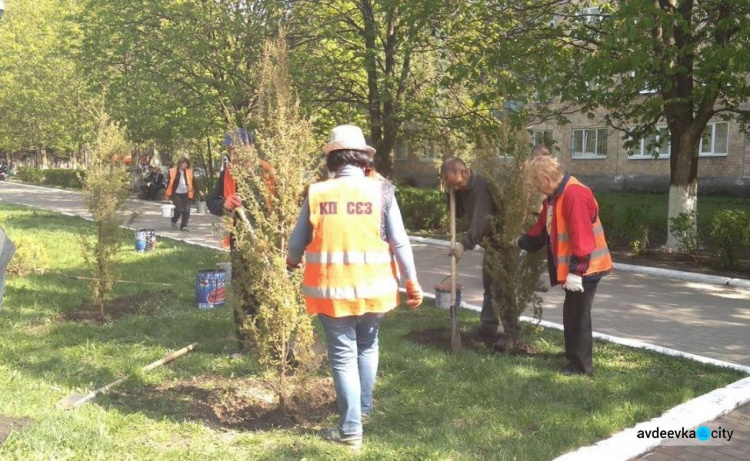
[[134, 229, 156, 252], [161, 204, 175, 218], [196, 269, 227, 310], [434, 282, 461, 309]]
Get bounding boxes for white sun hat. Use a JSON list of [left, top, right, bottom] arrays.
[[322, 125, 376, 156]]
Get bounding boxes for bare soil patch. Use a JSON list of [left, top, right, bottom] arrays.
[[0, 415, 31, 445], [404, 327, 542, 355], [64, 290, 170, 323], [107, 375, 337, 431]]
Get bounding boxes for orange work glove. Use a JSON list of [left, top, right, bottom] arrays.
[[405, 280, 423, 310], [224, 194, 243, 211]]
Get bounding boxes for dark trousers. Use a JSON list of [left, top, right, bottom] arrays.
[[480, 254, 500, 331], [171, 193, 191, 228], [562, 280, 599, 375]]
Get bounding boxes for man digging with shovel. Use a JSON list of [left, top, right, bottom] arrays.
[[441, 157, 508, 344]]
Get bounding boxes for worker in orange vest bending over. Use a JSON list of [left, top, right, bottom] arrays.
[[516, 155, 612, 377], [287, 125, 423, 451], [165, 157, 195, 232]]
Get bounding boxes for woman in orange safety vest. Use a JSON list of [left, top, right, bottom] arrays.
[[165, 157, 194, 231], [517, 155, 612, 377], [287, 125, 423, 450]]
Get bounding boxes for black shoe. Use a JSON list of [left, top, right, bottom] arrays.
[[171, 222, 177, 229], [180, 227, 190, 232]]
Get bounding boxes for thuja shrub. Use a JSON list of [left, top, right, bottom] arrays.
[[709, 210, 750, 268], [80, 112, 131, 320], [473, 128, 545, 352], [228, 35, 320, 409]]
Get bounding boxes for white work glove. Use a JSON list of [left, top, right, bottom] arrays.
[[562, 273, 584, 292], [448, 242, 465, 262]]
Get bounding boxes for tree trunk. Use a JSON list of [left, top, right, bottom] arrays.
[[41, 146, 48, 170], [666, 127, 700, 250]]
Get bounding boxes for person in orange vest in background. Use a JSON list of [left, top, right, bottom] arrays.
[[165, 157, 194, 232], [516, 155, 612, 376], [287, 125, 423, 450]]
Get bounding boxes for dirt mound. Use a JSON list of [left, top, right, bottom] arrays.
[[64, 290, 170, 323], [404, 327, 540, 355], [0, 415, 31, 445], [108, 375, 337, 432]]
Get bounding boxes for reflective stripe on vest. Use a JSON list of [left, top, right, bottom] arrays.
[[303, 177, 400, 317], [553, 177, 613, 283], [305, 250, 394, 265]]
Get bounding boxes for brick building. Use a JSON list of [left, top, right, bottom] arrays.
[[393, 111, 750, 196]]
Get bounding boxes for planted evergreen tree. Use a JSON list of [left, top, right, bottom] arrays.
[[228, 35, 320, 410], [473, 128, 545, 352], [80, 111, 131, 320]]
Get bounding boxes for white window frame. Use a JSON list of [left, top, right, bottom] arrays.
[[571, 127, 608, 159], [532, 130, 553, 147], [699, 122, 729, 157], [627, 127, 670, 159], [579, 7, 601, 26], [417, 143, 440, 163]]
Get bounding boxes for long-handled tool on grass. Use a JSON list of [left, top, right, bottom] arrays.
[[56, 343, 198, 409], [449, 188, 462, 354]]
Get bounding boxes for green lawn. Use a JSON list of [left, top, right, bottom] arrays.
[[0, 204, 745, 460]]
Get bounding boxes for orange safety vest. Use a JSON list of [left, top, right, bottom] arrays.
[[553, 177, 613, 283], [166, 168, 194, 199], [303, 177, 400, 317]]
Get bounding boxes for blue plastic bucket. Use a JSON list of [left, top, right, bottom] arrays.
[[196, 269, 227, 309], [135, 229, 156, 252]]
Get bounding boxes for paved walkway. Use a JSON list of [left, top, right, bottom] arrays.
[[2, 180, 749, 460]]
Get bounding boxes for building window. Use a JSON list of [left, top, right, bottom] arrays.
[[417, 143, 440, 163], [578, 7, 602, 26], [700, 122, 729, 157], [571, 128, 607, 159], [627, 127, 670, 159], [532, 130, 553, 147]]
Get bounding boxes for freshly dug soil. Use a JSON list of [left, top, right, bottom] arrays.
[[64, 290, 170, 323], [107, 375, 337, 432], [0, 415, 31, 445], [404, 327, 540, 355]]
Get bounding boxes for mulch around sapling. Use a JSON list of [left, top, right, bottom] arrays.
[[64, 290, 171, 323], [404, 327, 539, 355], [106, 375, 337, 432], [0, 415, 31, 445]]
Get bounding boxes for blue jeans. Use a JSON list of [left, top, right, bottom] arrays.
[[319, 312, 385, 436]]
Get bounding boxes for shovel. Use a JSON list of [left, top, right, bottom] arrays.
[[449, 188, 462, 354], [56, 343, 198, 409]]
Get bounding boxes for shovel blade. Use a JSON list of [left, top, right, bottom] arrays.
[[450, 305, 462, 354], [56, 392, 86, 410]]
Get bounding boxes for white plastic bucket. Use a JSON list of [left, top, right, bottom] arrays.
[[197, 201, 207, 214], [161, 204, 175, 218], [434, 282, 462, 309]]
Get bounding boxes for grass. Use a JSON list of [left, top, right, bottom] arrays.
[[0, 204, 746, 460]]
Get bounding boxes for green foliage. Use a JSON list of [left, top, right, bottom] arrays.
[[709, 210, 750, 268], [42, 169, 85, 189], [15, 167, 45, 184], [669, 212, 700, 259], [80, 111, 131, 319], [474, 126, 545, 351], [395, 187, 448, 231], [620, 204, 651, 255], [5, 236, 49, 277], [230, 35, 320, 407]]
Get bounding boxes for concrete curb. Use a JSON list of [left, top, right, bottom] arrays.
[[554, 376, 750, 461], [408, 236, 750, 289]]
